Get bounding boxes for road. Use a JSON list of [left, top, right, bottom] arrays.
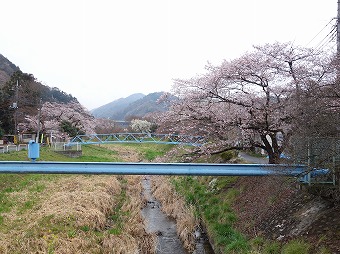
[[238, 151, 268, 164]]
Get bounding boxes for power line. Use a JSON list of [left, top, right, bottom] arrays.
[[306, 18, 336, 47], [314, 23, 337, 52]]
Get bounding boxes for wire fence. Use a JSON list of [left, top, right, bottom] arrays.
[[52, 142, 82, 151]]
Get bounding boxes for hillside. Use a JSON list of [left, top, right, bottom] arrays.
[[92, 92, 176, 120], [232, 176, 340, 253], [0, 53, 81, 135], [0, 54, 20, 86], [0, 54, 76, 105]]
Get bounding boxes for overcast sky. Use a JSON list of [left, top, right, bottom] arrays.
[[0, 1, 337, 110]]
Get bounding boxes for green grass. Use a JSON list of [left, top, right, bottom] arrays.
[[106, 177, 129, 236], [0, 143, 174, 162], [0, 174, 60, 222], [0, 143, 175, 253], [170, 175, 323, 254], [74, 145, 120, 162], [281, 239, 311, 254], [117, 143, 174, 161]]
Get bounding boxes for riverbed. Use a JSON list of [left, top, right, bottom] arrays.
[[141, 176, 214, 254]]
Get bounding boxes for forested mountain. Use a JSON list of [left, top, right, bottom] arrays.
[[0, 53, 78, 135], [91, 93, 145, 119], [91, 92, 176, 120], [116, 92, 174, 120]]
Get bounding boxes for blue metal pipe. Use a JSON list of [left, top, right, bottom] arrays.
[[0, 161, 307, 176]]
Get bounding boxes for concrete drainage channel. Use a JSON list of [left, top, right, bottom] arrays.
[[141, 176, 214, 254]]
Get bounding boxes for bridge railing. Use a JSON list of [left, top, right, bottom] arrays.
[[68, 133, 206, 147]]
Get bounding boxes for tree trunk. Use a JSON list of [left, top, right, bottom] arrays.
[[261, 134, 281, 164], [268, 152, 280, 164]]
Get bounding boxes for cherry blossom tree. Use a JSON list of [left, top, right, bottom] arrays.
[[94, 118, 123, 134], [162, 42, 337, 164], [130, 119, 152, 133], [25, 101, 96, 139]]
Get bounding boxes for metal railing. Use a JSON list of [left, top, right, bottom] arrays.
[[68, 133, 206, 147], [0, 144, 28, 153], [52, 142, 82, 151]]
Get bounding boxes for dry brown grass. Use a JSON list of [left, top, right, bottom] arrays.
[[151, 175, 197, 252], [102, 144, 142, 162], [0, 174, 156, 254], [102, 175, 156, 254], [37, 176, 120, 230]]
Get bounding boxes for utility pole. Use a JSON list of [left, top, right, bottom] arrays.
[[36, 98, 42, 143], [13, 80, 19, 137], [338, 0, 340, 55]]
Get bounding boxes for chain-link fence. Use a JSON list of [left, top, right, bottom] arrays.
[[290, 137, 339, 185]]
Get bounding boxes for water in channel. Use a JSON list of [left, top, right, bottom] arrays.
[[141, 176, 214, 254]]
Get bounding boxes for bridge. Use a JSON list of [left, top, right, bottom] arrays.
[[68, 133, 205, 147]]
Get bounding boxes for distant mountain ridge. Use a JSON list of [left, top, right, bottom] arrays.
[[91, 92, 175, 120], [91, 93, 145, 119]]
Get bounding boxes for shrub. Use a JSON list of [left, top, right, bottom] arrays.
[[220, 150, 238, 161]]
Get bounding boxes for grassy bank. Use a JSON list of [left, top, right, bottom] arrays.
[[0, 143, 173, 253], [167, 175, 326, 254], [1, 144, 325, 253], [170, 175, 248, 253]]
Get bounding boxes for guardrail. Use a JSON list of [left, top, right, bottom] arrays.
[[0, 141, 334, 185], [0, 161, 307, 176]]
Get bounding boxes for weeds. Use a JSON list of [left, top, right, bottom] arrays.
[[170, 175, 250, 253]]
